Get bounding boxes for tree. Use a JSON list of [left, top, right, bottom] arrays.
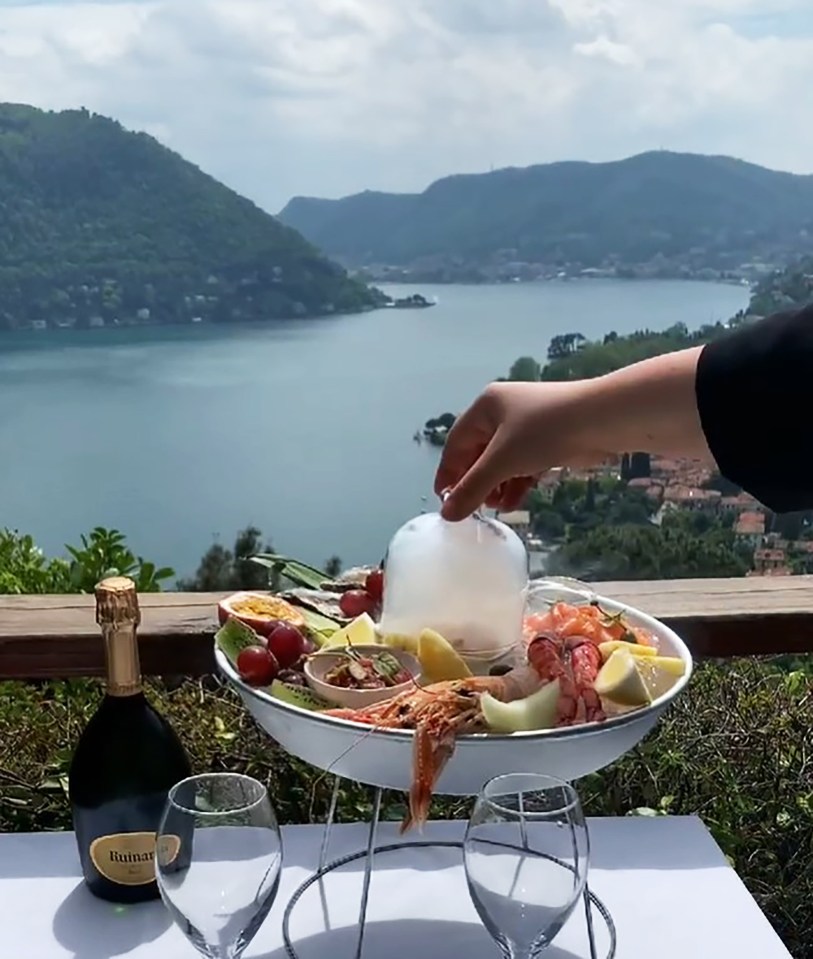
[[178, 525, 273, 591], [508, 356, 541, 381], [549, 523, 749, 582], [620, 453, 631, 481], [584, 478, 597, 513], [547, 334, 585, 361], [0, 527, 171, 594], [424, 412, 457, 430], [629, 452, 651, 479], [703, 471, 741, 497]]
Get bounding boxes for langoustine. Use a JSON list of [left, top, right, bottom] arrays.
[[325, 676, 515, 833]]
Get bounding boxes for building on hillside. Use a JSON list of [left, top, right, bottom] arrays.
[[534, 470, 562, 502], [627, 478, 651, 490], [720, 492, 761, 513], [662, 486, 721, 510], [734, 511, 766, 546], [753, 547, 786, 572], [627, 477, 664, 504], [650, 458, 683, 477], [497, 510, 531, 541]]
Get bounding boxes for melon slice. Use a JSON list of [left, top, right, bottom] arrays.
[[418, 628, 472, 683], [481, 680, 561, 733]]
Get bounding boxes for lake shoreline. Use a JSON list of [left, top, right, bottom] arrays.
[[0, 280, 749, 580]]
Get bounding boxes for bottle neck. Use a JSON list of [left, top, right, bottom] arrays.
[[103, 624, 142, 697]]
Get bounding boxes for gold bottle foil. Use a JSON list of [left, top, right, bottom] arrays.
[[96, 577, 142, 697]]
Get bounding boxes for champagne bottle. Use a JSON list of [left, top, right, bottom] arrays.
[[69, 576, 192, 903]]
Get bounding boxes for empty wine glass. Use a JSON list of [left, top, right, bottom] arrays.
[[464, 773, 589, 959], [156, 773, 283, 959]]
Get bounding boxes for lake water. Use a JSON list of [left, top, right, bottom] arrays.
[[0, 280, 748, 581]]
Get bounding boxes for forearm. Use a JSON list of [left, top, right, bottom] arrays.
[[578, 346, 711, 462], [577, 302, 813, 512]]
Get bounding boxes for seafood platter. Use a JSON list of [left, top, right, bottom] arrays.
[[214, 508, 693, 831]]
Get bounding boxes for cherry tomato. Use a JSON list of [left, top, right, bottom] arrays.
[[365, 568, 384, 603], [339, 589, 376, 618], [267, 622, 306, 669], [237, 645, 279, 686]]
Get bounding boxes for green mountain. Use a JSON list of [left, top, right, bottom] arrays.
[[278, 151, 813, 269], [0, 103, 381, 331]]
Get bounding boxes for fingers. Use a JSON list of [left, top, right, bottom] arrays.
[[483, 476, 535, 511], [440, 431, 512, 522], [433, 391, 500, 497], [434, 440, 486, 500], [498, 475, 537, 511]]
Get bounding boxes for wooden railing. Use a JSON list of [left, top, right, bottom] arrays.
[[2, 576, 813, 680]]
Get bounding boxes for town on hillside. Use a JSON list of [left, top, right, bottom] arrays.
[[494, 456, 808, 580]]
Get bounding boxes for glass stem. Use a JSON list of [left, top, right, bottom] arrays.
[[206, 945, 239, 959], [505, 945, 546, 959]]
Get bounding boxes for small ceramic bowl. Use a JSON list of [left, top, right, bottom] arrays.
[[304, 644, 422, 709]]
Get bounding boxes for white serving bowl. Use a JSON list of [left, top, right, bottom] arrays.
[[215, 588, 693, 796], [304, 645, 421, 709]]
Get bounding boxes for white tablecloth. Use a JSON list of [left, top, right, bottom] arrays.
[[0, 816, 791, 959]]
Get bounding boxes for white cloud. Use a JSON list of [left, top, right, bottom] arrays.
[[0, 0, 812, 211]]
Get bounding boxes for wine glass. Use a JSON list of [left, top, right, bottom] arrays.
[[464, 773, 589, 959], [156, 773, 283, 959]]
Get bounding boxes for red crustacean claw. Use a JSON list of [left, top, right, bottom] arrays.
[[526, 629, 605, 727]]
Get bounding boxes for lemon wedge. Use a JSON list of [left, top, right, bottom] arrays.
[[481, 680, 560, 733], [649, 656, 685, 677], [320, 612, 378, 649], [418, 628, 472, 683], [380, 632, 420, 656], [598, 640, 657, 661], [594, 648, 652, 708], [634, 656, 686, 700]]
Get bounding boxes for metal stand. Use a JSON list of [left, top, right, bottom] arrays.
[[282, 777, 617, 959]]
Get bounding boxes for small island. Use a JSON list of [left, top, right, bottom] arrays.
[[385, 293, 435, 310], [416, 412, 456, 446]]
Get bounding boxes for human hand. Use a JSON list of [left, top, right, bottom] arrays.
[[434, 380, 611, 522]]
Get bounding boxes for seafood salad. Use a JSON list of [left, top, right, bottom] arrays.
[[216, 562, 688, 835], [325, 600, 685, 831]]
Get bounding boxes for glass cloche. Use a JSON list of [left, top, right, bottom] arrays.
[[378, 507, 529, 666]]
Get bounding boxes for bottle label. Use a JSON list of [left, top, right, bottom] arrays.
[[89, 832, 181, 886]]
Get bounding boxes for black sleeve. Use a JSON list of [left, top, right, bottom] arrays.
[[695, 301, 813, 513]]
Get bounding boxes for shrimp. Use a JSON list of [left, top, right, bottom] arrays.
[[524, 601, 659, 650], [325, 676, 508, 833]]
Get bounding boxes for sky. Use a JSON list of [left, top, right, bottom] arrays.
[[1, 0, 813, 213]]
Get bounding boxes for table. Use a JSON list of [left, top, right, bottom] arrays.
[[0, 817, 791, 959]]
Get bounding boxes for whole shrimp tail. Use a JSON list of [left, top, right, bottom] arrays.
[[400, 724, 455, 834]]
